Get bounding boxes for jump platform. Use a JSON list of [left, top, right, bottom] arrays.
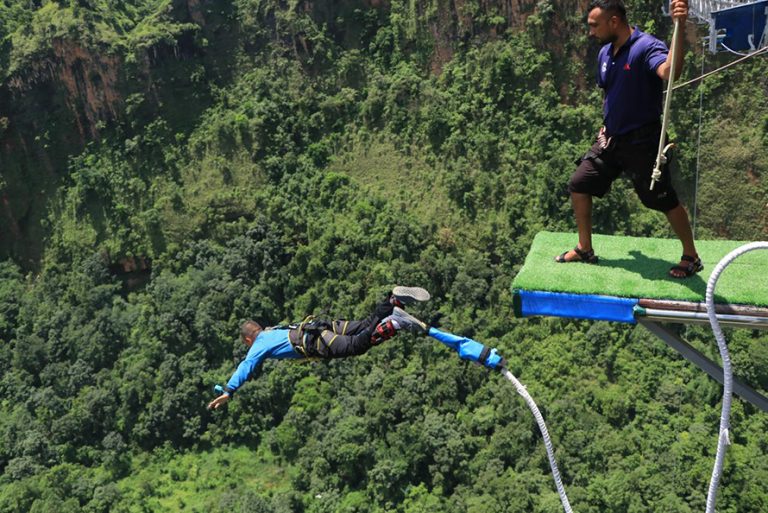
[[512, 231, 768, 412], [512, 231, 768, 326]]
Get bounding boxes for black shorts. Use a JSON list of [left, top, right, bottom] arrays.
[[568, 139, 680, 212]]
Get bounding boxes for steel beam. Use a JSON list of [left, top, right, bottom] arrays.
[[638, 319, 768, 413]]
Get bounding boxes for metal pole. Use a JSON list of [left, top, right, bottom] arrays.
[[638, 319, 768, 413], [636, 307, 768, 329]]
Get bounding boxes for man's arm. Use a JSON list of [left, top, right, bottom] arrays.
[[207, 345, 268, 410], [656, 0, 688, 81]]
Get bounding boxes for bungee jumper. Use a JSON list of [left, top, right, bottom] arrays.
[[556, 0, 703, 279], [207, 286, 431, 410], [207, 281, 576, 511]]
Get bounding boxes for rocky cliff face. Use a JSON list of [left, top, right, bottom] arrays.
[[7, 40, 122, 140], [0, 0, 590, 268], [1, 35, 125, 266], [0, 1, 213, 267]]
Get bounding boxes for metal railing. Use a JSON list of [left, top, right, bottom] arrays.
[[687, 0, 750, 23], [666, 0, 768, 52]]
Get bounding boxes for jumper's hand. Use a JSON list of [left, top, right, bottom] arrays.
[[207, 393, 231, 410]]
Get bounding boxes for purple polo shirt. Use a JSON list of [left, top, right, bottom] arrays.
[[597, 28, 668, 136]]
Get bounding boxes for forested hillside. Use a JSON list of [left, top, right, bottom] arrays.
[[1, 0, 767, 512]]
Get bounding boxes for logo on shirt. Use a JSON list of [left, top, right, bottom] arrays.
[[624, 63, 631, 71], [601, 62, 608, 75]]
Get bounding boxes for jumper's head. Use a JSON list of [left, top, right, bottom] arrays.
[[240, 320, 263, 348], [587, 0, 628, 44]]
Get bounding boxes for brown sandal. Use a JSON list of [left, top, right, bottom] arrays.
[[669, 254, 703, 279], [555, 246, 599, 264]]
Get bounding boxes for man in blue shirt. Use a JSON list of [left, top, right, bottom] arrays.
[[207, 286, 430, 410], [556, 0, 702, 279]]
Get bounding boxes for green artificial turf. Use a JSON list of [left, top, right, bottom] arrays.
[[512, 231, 768, 307]]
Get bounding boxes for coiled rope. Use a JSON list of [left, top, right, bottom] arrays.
[[501, 368, 574, 513], [704, 241, 768, 513]]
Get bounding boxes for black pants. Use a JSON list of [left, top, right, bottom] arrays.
[[288, 298, 394, 358], [568, 128, 680, 212]]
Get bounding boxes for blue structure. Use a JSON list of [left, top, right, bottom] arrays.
[[428, 328, 506, 371], [711, 1, 768, 52], [511, 287, 768, 413], [513, 290, 639, 324]]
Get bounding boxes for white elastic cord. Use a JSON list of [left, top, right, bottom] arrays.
[[704, 242, 768, 513], [651, 19, 681, 191], [501, 368, 574, 513]]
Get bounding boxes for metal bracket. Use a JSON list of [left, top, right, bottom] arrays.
[[638, 319, 768, 413]]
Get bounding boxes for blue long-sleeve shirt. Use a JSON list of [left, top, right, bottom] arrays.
[[225, 329, 302, 393]]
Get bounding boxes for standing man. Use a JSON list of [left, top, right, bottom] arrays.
[[207, 286, 430, 410], [556, 0, 702, 279]]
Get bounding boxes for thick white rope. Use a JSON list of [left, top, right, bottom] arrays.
[[501, 368, 574, 513], [704, 241, 768, 513], [651, 19, 682, 190]]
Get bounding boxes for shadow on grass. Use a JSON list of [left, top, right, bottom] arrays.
[[600, 250, 707, 296]]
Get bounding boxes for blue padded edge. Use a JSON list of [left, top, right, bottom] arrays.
[[516, 290, 639, 324]]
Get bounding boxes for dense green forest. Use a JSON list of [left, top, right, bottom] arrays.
[[1, 0, 767, 512]]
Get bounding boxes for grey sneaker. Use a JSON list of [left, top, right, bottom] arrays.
[[391, 286, 430, 306], [385, 307, 429, 335]]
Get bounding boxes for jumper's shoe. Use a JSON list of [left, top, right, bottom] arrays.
[[391, 286, 431, 308], [386, 307, 429, 335]]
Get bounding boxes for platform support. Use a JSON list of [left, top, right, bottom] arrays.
[[638, 319, 768, 413]]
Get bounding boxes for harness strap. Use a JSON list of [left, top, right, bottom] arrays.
[[478, 346, 491, 364], [287, 315, 316, 356], [289, 316, 338, 357], [318, 331, 339, 353]]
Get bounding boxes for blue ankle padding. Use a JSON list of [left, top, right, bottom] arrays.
[[428, 327, 505, 370]]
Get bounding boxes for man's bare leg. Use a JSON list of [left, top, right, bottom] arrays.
[[665, 204, 699, 278], [559, 192, 594, 261]]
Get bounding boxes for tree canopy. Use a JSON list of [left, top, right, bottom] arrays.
[[1, 0, 767, 511]]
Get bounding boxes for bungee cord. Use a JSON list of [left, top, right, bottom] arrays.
[[428, 328, 575, 513], [704, 242, 768, 513], [501, 368, 574, 513], [719, 41, 753, 57]]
